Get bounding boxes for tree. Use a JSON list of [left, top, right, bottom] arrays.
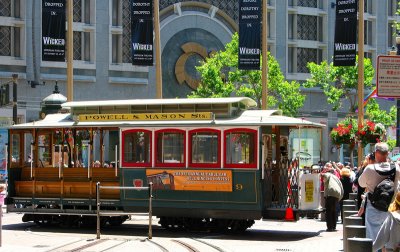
[[365, 99, 396, 127], [304, 57, 375, 113], [189, 33, 305, 117]]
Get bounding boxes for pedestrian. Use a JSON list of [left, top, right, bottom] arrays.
[[373, 191, 400, 252], [359, 143, 400, 246], [321, 168, 344, 232], [339, 167, 353, 223], [0, 185, 5, 215], [354, 157, 373, 225]]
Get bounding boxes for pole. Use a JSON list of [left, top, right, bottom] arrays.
[[154, 0, 162, 99], [96, 182, 100, 239], [261, 0, 268, 110], [148, 182, 153, 239], [12, 74, 17, 125], [396, 34, 400, 147], [357, 0, 364, 167], [67, 0, 73, 101]]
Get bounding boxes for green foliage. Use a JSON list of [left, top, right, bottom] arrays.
[[304, 57, 375, 113], [365, 99, 396, 127], [190, 33, 305, 117], [387, 138, 396, 152]]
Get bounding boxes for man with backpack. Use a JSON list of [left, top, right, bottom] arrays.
[[359, 142, 400, 247]]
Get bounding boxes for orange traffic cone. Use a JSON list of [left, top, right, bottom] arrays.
[[284, 207, 295, 221]]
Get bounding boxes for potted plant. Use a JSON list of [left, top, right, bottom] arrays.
[[356, 120, 386, 147]]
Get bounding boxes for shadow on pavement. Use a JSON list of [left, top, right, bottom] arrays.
[[1, 221, 325, 242]]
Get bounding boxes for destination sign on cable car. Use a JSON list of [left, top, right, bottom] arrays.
[[78, 112, 213, 122]]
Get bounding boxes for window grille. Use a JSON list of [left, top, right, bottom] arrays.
[[0, 0, 11, 17], [297, 48, 318, 73], [297, 15, 317, 41], [0, 26, 11, 56]]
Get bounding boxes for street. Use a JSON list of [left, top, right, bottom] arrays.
[[0, 211, 343, 252]]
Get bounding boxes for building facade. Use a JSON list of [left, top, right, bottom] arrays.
[[0, 0, 398, 161]]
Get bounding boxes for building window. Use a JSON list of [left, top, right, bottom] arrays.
[[0, 26, 11, 56], [73, 31, 82, 60], [0, 0, 11, 16], [388, 0, 397, 16], [0, 0, 19, 17], [288, 14, 295, 39], [364, 20, 373, 46], [189, 129, 220, 168], [122, 130, 152, 167], [364, 0, 373, 14], [297, 15, 318, 41], [155, 129, 186, 167], [112, 34, 122, 64], [0, 26, 20, 57], [112, 0, 122, 26], [318, 16, 323, 42], [288, 47, 295, 73], [224, 129, 257, 168], [0, 1, 21, 57], [267, 11, 271, 39], [388, 23, 396, 48], [122, 0, 132, 63], [73, 31, 91, 61], [364, 52, 373, 60], [73, 0, 91, 24], [297, 0, 318, 8], [297, 48, 321, 73]]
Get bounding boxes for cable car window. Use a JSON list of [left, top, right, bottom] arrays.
[[189, 129, 220, 168], [122, 130, 151, 167], [225, 129, 257, 168], [156, 129, 185, 167], [11, 133, 20, 165], [38, 133, 51, 167]]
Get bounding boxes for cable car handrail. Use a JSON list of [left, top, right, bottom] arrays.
[[96, 182, 153, 240]]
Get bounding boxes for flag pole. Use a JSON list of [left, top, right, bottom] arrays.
[[67, 0, 73, 101], [357, 0, 365, 167], [154, 0, 162, 99], [261, 0, 268, 110]]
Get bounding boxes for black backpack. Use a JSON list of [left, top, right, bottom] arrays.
[[368, 163, 396, 212]]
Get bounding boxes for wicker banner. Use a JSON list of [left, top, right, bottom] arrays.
[[238, 0, 261, 70], [42, 0, 66, 62], [131, 0, 154, 66], [333, 0, 357, 66]]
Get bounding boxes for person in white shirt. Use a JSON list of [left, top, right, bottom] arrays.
[[359, 143, 400, 246]]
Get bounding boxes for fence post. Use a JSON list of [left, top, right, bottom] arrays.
[[148, 182, 153, 239], [96, 182, 101, 239]]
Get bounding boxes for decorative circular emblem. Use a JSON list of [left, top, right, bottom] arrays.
[[174, 42, 214, 90]]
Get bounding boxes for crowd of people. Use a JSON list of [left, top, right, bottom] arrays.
[[320, 142, 400, 252]]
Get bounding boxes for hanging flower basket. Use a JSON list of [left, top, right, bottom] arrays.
[[330, 118, 357, 147], [356, 120, 386, 147]]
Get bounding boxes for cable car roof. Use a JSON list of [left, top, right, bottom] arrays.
[[62, 97, 258, 109], [12, 110, 325, 128]]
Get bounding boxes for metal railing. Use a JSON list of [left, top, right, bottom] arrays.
[[96, 182, 154, 239], [264, 158, 299, 209]]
